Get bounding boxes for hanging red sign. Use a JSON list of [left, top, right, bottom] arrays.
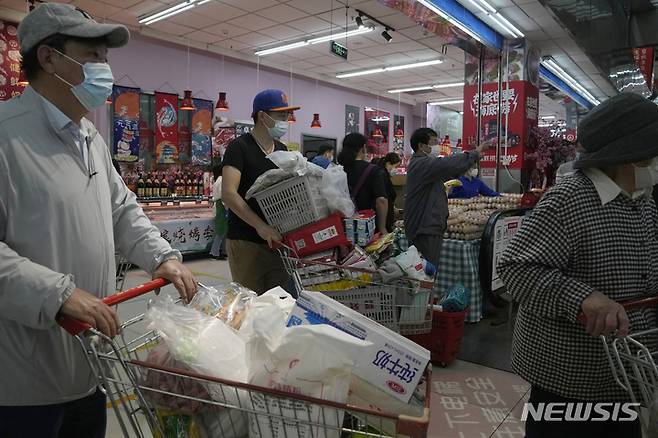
[[155, 92, 179, 164], [462, 81, 539, 169], [632, 47, 654, 91], [0, 21, 24, 101]]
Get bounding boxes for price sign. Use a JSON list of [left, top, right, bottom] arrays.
[[330, 41, 348, 60]]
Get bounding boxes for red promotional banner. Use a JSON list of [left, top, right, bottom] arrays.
[[0, 21, 23, 101], [632, 47, 654, 91], [155, 92, 179, 164], [462, 81, 539, 169]]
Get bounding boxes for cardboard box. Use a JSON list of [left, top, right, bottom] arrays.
[[287, 291, 430, 403]]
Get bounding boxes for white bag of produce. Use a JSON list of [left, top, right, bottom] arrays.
[[320, 164, 355, 217], [246, 324, 369, 438], [394, 246, 428, 281]]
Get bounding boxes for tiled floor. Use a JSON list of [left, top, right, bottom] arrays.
[[106, 258, 530, 438]]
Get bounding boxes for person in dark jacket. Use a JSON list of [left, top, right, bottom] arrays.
[[374, 152, 402, 231], [449, 163, 500, 198], [404, 128, 484, 266], [338, 133, 388, 235]]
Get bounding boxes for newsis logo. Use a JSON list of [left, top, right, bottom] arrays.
[[521, 403, 640, 422]]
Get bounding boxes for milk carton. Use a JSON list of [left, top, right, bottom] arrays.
[[287, 291, 430, 403]]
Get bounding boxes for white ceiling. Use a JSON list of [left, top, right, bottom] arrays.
[[1, 0, 615, 115]]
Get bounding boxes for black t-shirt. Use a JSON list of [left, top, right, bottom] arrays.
[[222, 133, 287, 243], [345, 160, 388, 212], [384, 171, 397, 231]]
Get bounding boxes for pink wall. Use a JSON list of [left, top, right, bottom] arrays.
[[93, 34, 415, 153]]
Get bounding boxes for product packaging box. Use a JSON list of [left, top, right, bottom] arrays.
[[287, 291, 430, 403]]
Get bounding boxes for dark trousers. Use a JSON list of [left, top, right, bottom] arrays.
[[0, 388, 106, 438], [525, 386, 642, 438]]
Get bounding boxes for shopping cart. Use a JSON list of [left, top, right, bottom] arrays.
[[57, 279, 433, 438], [278, 247, 434, 335], [579, 296, 658, 433], [115, 252, 132, 292]]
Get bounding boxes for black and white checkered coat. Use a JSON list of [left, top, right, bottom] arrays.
[[498, 172, 658, 401]]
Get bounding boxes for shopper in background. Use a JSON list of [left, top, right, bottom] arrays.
[[449, 163, 499, 199], [338, 133, 389, 235], [222, 89, 299, 294], [210, 164, 228, 261], [311, 144, 334, 169], [373, 152, 402, 231], [498, 93, 658, 438], [0, 5, 196, 437], [404, 128, 484, 267]]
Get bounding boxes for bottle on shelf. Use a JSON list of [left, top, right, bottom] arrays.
[[456, 138, 462, 150], [137, 174, 145, 198], [160, 174, 168, 197], [186, 174, 194, 197], [173, 174, 180, 197], [443, 135, 451, 147], [145, 173, 153, 198], [197, 175, 204, 197]]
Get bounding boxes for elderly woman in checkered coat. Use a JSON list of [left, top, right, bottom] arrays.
[[498, 93, 658, 438]]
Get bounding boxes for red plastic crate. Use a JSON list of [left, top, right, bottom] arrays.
[[283, 213, 350, 257], [406, 307, 468, 367]]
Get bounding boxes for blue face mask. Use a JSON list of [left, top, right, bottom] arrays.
[[268, 120, 289, 139], [53, 50, 114, 111]]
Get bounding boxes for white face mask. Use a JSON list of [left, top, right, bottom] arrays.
[[469, 168, 479, 178], [53, 50, 114, 111], [633, 157, 658, 190]]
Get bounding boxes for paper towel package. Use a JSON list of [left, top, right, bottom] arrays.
[[287, 290, 430, 403]]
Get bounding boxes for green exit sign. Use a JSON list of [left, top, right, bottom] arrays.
[[330, 41, 348, 60]]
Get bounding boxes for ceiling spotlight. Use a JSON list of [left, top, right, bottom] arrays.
[[355, 13, 364, 27], [381, 28, 393, 42]]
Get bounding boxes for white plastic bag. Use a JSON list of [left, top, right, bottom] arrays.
[[146, 295, 248, 407], [246, 324, 370, 438], [267, 151, 308, 175], [320, 165, 355, 217], [245, 168, 292, 199], [394, 246, 428, 281]]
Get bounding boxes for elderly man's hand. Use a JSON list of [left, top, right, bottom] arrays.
[[153, 259, 197, 303], [581, 291, 629, 337]]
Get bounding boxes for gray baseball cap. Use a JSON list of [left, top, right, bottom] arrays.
[[18, 3, 130, 54]]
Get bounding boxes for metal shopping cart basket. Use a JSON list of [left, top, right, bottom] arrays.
[[580, 296, 658, 434], [57, 279, 432, 438], [278, 247, 434, 335]]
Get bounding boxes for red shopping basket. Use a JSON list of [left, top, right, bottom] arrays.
[[406, 307, 468, 367]]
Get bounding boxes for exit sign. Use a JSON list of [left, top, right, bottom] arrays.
[[330, 41, 348, 60]]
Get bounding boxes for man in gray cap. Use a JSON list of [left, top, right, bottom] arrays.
[[498, 92, 658, 437], [0, 4, 197, 436]]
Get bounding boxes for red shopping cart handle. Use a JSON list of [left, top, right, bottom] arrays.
[[57, 278, 170, 336], [577, 295, 658, 326]]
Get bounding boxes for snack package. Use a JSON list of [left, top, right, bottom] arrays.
[[153, 410, 203, 438], [189, 283, 257, 329]]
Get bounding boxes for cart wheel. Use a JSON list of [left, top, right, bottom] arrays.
[[440, 362, 448, 368]]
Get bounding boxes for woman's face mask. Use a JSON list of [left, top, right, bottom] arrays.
[[633, 157, 658, 190]]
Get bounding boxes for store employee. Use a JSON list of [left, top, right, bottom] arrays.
[[449, 163, 500, 198]]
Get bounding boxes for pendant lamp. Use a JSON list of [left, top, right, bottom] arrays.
[[288, 112, 296, 124], [311, 113, 322, 128], [372, 125, 384, 138], [180, 90, 195, 111], [215, 92, 229, 111], [394, 126, 404, 138]]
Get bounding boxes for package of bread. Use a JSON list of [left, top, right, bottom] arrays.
[[189, 283, 257, 330]]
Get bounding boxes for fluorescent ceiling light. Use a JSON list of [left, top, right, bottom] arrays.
[[428, 99, 464, 106], [337, 68, 385, 78], [337, 59, 443, 79], [198, 0, 212, 4], [387, 82, 465, 93], [372, 117, 390, 122], [540, 115, 556, 119], [140, 1, 197, 25], [541, 58, 600, 106], [255, 26, 374, 56], [416, 0, 483, 43], [468, 0, 525, 38], [255, 41, 309, 56]]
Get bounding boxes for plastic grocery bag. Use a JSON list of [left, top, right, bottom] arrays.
[[245, 168, 291, 199], [246, 324, 370, 438], [146, 295, 248, 407], [394, 246, 427, 281], [320, 165, 355, 217]]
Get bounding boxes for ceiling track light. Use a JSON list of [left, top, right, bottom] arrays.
[[381, 27, 393, 42], [355, 12, 364, 27]]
